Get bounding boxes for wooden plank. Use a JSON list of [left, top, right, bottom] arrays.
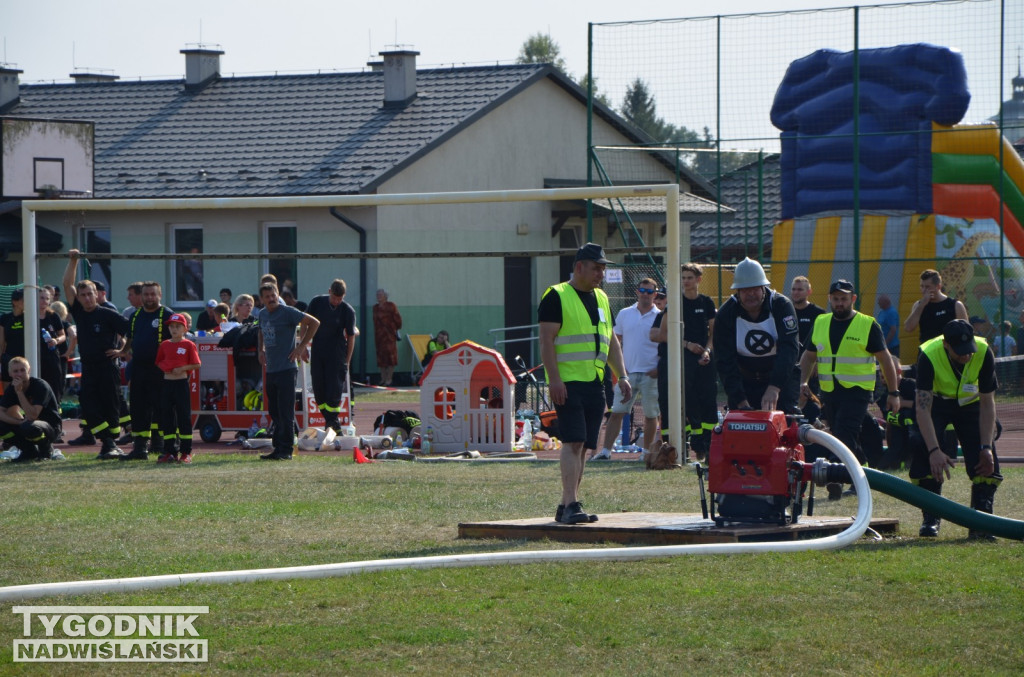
[[458, 512, 900, 546]]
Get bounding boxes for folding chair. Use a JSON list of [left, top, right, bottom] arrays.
[[407, 333, 432, 382]]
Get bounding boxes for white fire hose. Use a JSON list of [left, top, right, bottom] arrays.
[[0, 428, 869, 601]]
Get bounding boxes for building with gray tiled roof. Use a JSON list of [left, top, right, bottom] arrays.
[[0, 48, 718, 379], [690, 154, 781, 264]]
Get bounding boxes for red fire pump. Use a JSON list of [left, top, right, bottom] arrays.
[[696, 410, 810, 527]]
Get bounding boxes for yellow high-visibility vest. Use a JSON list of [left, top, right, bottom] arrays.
[[921, 335, 988, 406], [812, 311, 877, 392], [542, 282, 611, 383]]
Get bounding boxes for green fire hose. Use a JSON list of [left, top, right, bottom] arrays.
[[864, 468, 1024, 540]]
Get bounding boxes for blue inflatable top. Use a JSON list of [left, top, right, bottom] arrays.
[[770, 44, 970, 219]]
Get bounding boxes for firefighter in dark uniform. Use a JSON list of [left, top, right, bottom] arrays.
[[63, 249, 131, 459], [119, 281, 174, 460], [306, 279, 356, 433], [714, 258, 800, 413], [798, 280, 900, 498], [912, 319, 1001, 540], [651, 263, 717, 458]]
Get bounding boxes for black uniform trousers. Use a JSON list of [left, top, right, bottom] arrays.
[[909, 398, 1003, 486], [130, 361, 165, 441], [821, 384, 873, 465], [310, 353, 347, 428], [0, 419, 57, 459], [734, 374, 799, 415], [160, 378, 193, 453], [79, 358, 122, 440], [684, 352, 718, 454], [265, 368, 298, 456]]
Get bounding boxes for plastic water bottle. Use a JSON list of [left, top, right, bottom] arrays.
[[423, 426, 433, 456], [521, 419, 533, 450], [41, 328, 56, 351]]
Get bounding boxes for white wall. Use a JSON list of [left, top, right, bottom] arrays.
[[380, 76, 682, 304], [1, 119, 93, 198]]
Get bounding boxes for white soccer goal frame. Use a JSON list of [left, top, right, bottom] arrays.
[[21, 184, 687, 449]]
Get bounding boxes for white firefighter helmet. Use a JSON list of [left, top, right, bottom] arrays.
[[730, 257, 770, 289]]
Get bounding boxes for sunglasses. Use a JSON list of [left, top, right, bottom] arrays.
[[637, 287, 656, 294]]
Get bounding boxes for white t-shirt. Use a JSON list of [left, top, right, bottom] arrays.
[[614, 303, 661, 373]]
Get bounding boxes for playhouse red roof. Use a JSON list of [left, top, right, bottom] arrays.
[[419, 340, 516, 385]]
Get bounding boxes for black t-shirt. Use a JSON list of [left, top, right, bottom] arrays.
[[538, 285, 600, 326], [651, 293, 717, 361], [795, 303, 826, 349], [802, 312, 887, 355], [0, 376, 62, 429], [307, 295, 356, 355], [918, 297, 958, 343], [127, 306, 173, 364], [0, 311, 25, 358], [70, 300, 129, 363], [39, 311, 64, 360], [917, 344, 997, 395]]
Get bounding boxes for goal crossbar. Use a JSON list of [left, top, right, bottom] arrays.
[[21, 183, 686, 450]]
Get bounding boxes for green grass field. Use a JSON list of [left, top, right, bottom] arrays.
[[1, 455, 1022, 675]]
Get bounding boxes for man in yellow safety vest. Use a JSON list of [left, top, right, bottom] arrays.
[[799, 279, 900, 498], [912, 319, 1001, 540], [539, 243, 630, 525]]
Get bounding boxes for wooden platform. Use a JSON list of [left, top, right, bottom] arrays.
[[459, 512, 900, 545]]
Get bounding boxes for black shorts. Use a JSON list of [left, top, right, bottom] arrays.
[[553, 379, 606, 449], [889, 344, 900, 358]]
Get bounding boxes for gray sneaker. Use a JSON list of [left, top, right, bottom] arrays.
[[50, 449, 66, 461]]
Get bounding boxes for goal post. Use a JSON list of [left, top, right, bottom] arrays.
[[21, 183, 688, 452]]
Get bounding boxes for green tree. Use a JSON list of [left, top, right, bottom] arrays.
[[577, 73, 611, 108], [618, 78, 751, 178], [516, 33, 567, 73], [619, 77, 707, 144], [690, 127, 752, 178]]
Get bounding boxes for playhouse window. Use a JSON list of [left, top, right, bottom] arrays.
[[434, 387, 456, 420]]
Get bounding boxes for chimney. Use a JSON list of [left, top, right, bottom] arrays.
[[0, 66, 23, 110], [70, 72, 120, 84], [366, 59, 384, 73], [379, 49, 419, 106], [180, 47, 223, 90]]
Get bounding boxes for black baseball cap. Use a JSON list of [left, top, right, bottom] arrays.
[[828, 279, 855, 294], [10, 288, 24, 301], [655, 287, 667, 299], [943, 319, 977, 355], [575, 242, 612, 264]]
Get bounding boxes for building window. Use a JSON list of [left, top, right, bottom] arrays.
[[622, 224, 646, 247], [78, 227, 112, 292], [265, 222, 297, 296], [173, 225, 204, 304]]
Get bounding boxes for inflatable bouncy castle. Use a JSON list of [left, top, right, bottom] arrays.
[[768, 44, 1024, 360]]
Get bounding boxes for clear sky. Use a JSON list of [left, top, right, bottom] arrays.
[[6, 0, 924, 82], [5, 0, 1018, 149]]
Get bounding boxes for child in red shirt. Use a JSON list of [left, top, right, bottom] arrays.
[[155, 313, 201, 463]]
